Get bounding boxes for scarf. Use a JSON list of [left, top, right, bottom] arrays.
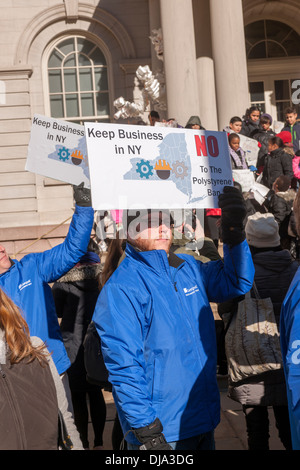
[[229, 147, 248, 169]]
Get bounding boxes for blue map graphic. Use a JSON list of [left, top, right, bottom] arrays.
[[48, 136, 90, 180], [124, 133, 192, 198]]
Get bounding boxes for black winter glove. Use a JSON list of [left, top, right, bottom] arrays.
[[218, 186, 246, 247], [133, 418, 172, 450], [73, 182, 91, 207]]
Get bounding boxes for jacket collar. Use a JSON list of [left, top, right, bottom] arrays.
[[270, 147, 283, 157], [0, 258, 15, 278], [56, 263, 102, 283], [125, 242, 185, 274]]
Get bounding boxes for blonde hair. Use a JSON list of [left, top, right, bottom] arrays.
[[0, 289, 48, 365]]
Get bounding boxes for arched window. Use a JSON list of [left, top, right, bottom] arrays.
[[48, 36, 110, 123], [245, 20, 300, 59]]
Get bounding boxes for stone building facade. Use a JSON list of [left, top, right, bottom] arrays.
[[0, 0, 299, 255]]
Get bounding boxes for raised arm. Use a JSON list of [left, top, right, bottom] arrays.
[[35, 183, 94, 283], [201, 186, 254, 302]]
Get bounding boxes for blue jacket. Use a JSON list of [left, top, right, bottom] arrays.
[[280, 267, 300, 449], [0, 205, 94, 375], [93, 240, 254, 445]]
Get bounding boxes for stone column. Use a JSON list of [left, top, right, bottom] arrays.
[[210, 0, 249, 130], [149, 0, 162, 73], [160, 0, 200, 126], [193, 0, 218, 131]]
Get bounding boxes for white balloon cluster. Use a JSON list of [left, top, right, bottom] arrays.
[[113, 97, 143, 120], [113, 65, 166, 119], [136, 65, 161, 102]]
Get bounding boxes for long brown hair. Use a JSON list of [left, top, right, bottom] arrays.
[[100, 233, 126, 287], [0, 289, 48, 365]]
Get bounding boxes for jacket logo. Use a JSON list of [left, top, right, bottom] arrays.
[[183, 285, 199, 296], [291, 340, 300, 365], [18, 280, 32, 291]]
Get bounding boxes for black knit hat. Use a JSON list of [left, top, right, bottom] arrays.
[[126, 209, 174, 229]]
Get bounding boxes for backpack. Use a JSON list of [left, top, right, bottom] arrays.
[[83, 321, 111, 391]]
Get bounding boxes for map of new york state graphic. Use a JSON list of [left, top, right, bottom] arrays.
[[124, 133, 192, 199], [48, 136, 90, 180]]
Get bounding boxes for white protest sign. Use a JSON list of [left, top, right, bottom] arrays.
[[26, 114, 90, 187], [84, 123, 233, 210], [250, 181, 270, 205], [238, 134, 259, 167], [274, 121, 284, 134], [232, 169, 255, 192]]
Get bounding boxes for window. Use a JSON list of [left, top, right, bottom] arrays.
[[245, 20, 300, 59], [274, 79, 300, 121], [249, 82, 265, 113], [249, 79, 300, 122], [48, 37, 110, 123]]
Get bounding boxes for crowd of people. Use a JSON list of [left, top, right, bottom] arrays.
[[1, 105, 300, 451]]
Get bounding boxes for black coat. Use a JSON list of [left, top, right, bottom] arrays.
[[261, 148, 293, 189], [240, 119, 259, 138], [252, 128, 276, 168], [52, 262, 102, 390], [252, 249, 299, 322], [265, 188, 295, 225]]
